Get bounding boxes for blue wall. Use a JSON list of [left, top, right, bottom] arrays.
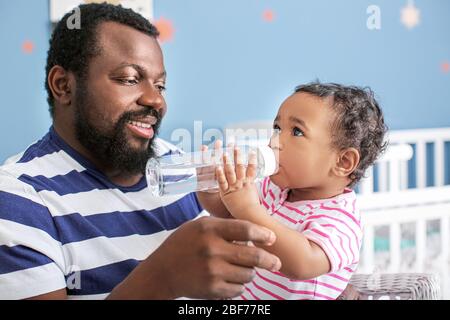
[[1, 0, 450, 162]]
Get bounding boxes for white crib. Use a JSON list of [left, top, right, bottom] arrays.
[[356, 128, 450, 299], [225, 123, 450, 299]]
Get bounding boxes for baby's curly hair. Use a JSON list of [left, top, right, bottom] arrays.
[[295, 81, 388, 187]]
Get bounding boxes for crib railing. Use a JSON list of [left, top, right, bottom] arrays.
[[355, 127, 450, 299], [357, 188, 450, 298], [389, 127, 450, 188]]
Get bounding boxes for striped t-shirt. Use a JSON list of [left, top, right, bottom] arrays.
[[237, 177, 363, 300], [0, 127, 206, 299]]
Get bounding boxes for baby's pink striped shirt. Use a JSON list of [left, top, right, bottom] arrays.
[[236, 177, 363, 300]]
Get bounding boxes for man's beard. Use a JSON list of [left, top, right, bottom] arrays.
[[73, 81, 162, 175]]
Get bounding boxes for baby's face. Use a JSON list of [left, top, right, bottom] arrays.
[[269, 92, 339, 191]]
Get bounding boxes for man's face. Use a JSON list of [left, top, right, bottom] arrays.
[[73, 22, 167, 174]]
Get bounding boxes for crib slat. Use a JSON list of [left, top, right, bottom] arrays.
[[441, 216, 449, 268], [435, 140, 444, 187], [359, 168, 374, 195], [362, 225, 375, 273], [389, 161, 400, 192], [389, 223, 401, 272], [378, 162, 388, 192], [416, 141, 426, 188], [415, 220, 426, 272], [400, 160, 408, 190], [441, 216, 450, 298]]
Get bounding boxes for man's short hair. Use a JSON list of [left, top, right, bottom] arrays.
[[45, 2, 159, 117]]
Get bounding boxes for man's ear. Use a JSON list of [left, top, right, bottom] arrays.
[[333, 147, 360, 179], [47, 65, 75, 106]]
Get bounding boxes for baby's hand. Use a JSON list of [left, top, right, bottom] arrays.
[[196, 140, 223, 194], [216, 146, 261, 219]]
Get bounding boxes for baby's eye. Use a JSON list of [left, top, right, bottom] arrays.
[[272, 124, 281, 134], [292, 127, 304, 137]]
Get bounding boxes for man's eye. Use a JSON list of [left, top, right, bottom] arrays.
[[156, 84, 166, 94], [292, 127, 304, 137], [118, 78, 139, 85]]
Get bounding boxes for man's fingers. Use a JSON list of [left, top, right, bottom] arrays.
[[214, 263, 256, 285], [209, 282, 245, 300], [223, 241, 282, 272], [216, 219, 276, 245]]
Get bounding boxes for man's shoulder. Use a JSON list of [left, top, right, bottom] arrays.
[[154, 138, 183, 157], [1, 132, 84, 183]]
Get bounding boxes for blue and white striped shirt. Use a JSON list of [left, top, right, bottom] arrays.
[[0, 127, 206, 299]]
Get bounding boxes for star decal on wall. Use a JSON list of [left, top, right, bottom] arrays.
[[441, 61, 450, 74], [22, 40, 35, 54], [401, 0, 420, 30], [262, 9, 275, 23], [154, 17, 174, 43]]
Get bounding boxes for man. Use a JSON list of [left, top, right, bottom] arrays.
[[0, 3, 281, 300]]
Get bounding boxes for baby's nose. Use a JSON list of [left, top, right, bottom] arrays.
[[269, 135, 282, 150]]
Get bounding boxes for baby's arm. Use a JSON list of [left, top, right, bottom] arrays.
[[196, 191, 232, 219], [216, 147, 331, 280]]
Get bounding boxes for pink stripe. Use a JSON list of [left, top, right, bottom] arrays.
[[268, 189, 276, 201], [244, 286, 260, 300], [301, 279, 343, 292], [332, 200, 338, 204], [261, 198, 270, 209], [262, 177, 269, 198], [251, 280, 284, 300], [327, 273, 350, 282], [270, 270, 348, 292], [322, 223, 356, 265], [281, 203, 306, 216], [344, 266, 354, 273], [320, 205, 360, 227], [307, 204, 314, 210], [255, 271, 334, 299], [271, 271, 290, 279], [310, 228, 343, 269], [274, 209, 298, 224], [241, 294, 248, 300], [303, 214, 360, 246]]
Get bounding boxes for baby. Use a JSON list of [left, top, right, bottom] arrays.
[[197, 81, 387, 300]]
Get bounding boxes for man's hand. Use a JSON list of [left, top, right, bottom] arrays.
[[108, 216, 281, 300], [216, 146, 262, 219]]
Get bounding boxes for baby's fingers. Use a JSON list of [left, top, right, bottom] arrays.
[[216, 166, 228, 191], [246, 151, 258, 180], [234, 147, 246, 181], [223, 152, 237, 185]]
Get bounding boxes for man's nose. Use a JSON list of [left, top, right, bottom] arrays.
[[137, 82, 166, 114]]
